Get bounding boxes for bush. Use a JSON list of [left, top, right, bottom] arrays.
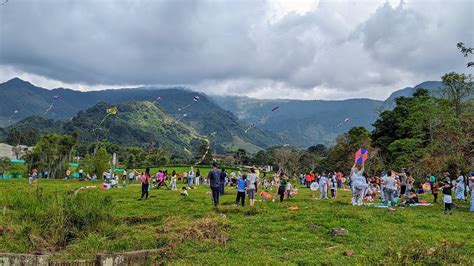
[[5, 187, 114, 252]]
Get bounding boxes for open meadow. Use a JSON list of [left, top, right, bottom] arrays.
[[0, 179, 472, 265]]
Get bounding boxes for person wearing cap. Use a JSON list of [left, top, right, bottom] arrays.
[[208, 162, 221, 207]]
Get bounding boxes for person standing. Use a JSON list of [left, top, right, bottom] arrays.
[[139, 168, 150, 200], [285, 180, 292, 199], [129, 170, 135, 184], [195, 169, 201, 186], [187, 167, 194, 186], [382, 170, 398, 207], [319, 172, 329, 199], [455, 172, 465, 202], [171, 172, 177, 191], [246, 168, 258, 207], [399, 170, 407, 200], [277, 172, 287, 203], [469, 173, 474, 212], [236, 174, 247, 206], [330, 174, 338, 199], [208, 162, 221, 207], [350, 160, 368, 206], [441, 179, 454, 215], [219, 168, 227, 195]]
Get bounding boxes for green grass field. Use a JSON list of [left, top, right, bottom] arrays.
[[0, 179, 472, 265]]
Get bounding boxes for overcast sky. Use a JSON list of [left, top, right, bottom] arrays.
[[0, 0, 472, 100]]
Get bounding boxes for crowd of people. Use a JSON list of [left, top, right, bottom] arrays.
[[27, 161, 474, 213]]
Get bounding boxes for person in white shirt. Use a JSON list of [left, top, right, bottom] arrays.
[[246, 168, 259, 207], [187, 167, 194, 186]]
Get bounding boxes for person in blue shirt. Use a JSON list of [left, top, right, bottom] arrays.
[[235, 175, 247, 206]]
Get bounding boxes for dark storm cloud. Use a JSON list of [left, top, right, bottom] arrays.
[[0, 0, 472, 99]]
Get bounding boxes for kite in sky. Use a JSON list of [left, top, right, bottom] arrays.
[[245, 106, 280, 133], [44, 95, 61, 115], [335, 117, 350, 128], [8, 110, 18, 123], [177, 96, 200, 111], [93, 106, 118, 132]]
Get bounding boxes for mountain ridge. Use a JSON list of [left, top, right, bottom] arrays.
[[0, 77, 444, 148]]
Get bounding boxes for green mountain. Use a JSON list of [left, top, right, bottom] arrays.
[[2, 100, 281, 155], [211, 81, 450, 147], [211, 96, 384, 147], [0, 78, 281, 153], [63, 101, 204, 155], [0, 78, 448, 149]]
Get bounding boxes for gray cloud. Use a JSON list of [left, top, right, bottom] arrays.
[[0, 0, 472, 100]]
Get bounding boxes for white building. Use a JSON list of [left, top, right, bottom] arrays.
[[0, 143, 33, 160]]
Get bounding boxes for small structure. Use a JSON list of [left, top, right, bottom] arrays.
[[0, 143, 33, 160]]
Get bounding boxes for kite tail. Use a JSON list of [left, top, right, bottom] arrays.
[[195, 138, 210, 166], [8, 114, 15, 123], [44, 102, 54, 115]]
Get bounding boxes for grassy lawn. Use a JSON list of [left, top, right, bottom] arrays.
[[0, 179, 472, 264]]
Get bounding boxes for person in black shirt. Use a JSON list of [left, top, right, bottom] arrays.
[[219, 168, 227, 195], [441, 180, 453, 215], [208, 162, 221, 207]]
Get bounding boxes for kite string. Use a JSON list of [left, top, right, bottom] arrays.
[[8, 112, 16, 123], [177, 102, 193, 111], [94, 113, 111, 132]]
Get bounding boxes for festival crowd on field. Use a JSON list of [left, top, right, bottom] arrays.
[[28, 159, 474, 214]]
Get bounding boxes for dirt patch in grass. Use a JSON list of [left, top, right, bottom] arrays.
[[0, 224, 15, 235], [153, 216, 230, 262]]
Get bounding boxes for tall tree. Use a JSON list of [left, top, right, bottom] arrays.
[[93, 146, 111, 176], [440, 72, 473, 118]]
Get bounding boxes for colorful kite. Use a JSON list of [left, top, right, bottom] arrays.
[[355, 148, 369, 164], [8, 110, 18, 123], [44, 95, 61, 114], [177, 96, 200, 111]]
